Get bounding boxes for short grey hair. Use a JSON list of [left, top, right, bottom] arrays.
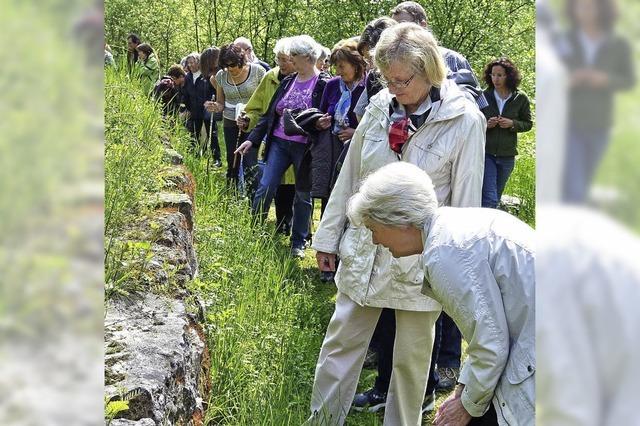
[[273, 37, 292, 56], [186, 51, 200, 63], [374, 23, 446, 87], [288, 35, 321, 62], [347, 162, 438, 229]]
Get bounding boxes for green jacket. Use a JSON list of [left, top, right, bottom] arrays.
[[244, 67, 282, 132], [135, 53, 160, 94], [481, 88, 533, 157]]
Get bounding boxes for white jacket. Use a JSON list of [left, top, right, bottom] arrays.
[[312, 79, 485, 310], [421, 207, 535, 426]]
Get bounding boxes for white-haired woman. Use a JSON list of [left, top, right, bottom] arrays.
[[237, 37, 297, 235], [235, 35, 331, 258], [347, 162, 535, 426], [308, 23, 485, 425]]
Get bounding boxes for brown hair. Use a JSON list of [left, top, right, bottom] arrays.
[[358, 17, 397, 57], [219, 43, 246, 69], [330, 38, 367, 81], [483, 57, 522, 91], [200, 46, 221, 78], [135, 43, 154, 59], [167, 64, 186, 79]]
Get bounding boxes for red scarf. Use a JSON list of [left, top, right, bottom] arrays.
[[389, 117, 410, 154]]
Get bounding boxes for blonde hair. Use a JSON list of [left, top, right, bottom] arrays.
[[347, 162, 438, 228], [374, 23, 446, 87]]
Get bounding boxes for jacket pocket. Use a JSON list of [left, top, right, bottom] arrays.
[[389, 255, 424, 299], [406, 142, 447, 177], [338, 226, 360, 266], [506, 342, 535, 385]]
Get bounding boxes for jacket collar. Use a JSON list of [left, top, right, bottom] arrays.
[[367, 79, 469, 128]]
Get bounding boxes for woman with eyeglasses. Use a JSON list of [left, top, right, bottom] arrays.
[[307, 23, 485, 426], [481, 57, 533, 209], [207, 43, 266, 193]]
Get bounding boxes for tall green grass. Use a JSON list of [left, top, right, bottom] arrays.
[[503, 131, 536, 227], [105, 67, 184, 299]]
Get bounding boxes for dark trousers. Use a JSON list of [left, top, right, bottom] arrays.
[[438, 312, 462, 369], [469, 403, 498, 425], [275, 184, 295, 232], [187, 118, 221, 161], [371, 308, 440, 394], [223, 120, 258, 199]]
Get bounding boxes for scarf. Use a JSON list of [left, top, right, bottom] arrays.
[[388, 86, 441, 154], [333, 78, 360, 133]]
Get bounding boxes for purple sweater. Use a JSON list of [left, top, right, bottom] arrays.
[[319, 76, 366, 129]]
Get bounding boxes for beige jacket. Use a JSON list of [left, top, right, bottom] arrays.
[[312, 80, 485, 311]]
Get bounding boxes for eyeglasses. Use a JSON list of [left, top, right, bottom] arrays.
[[380, 73, 415, 89]]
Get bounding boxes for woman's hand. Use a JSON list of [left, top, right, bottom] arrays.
[[315, 114, 332, 130], [487, 116, 499, 129], [204, 100, 216, 112], [234, 140, 253, 155], [433, 392, 472, 426], [316, 251, 337, 272], [338, 128, 355, 143], [497, 116, 514, 129], [237, 114, 249, 131]]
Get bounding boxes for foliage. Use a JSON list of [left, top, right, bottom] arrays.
[[105, 66, 178, 299], [105, 0, 535, 93]]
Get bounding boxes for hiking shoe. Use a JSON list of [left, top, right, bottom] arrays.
[[352, 388, 387, 412], [435, 367, 459, 392], [291, 247, 305, 259], [421, 390, 436, 413], [319, 271, 335, 283], [362, 348, 377, 369], [213, 159, 222, 168]]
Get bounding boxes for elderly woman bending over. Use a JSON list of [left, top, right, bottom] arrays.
[[347, 162, 535, 426], [308, 23, 485, 425]]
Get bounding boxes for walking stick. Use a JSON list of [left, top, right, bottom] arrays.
[[205, 92, 216, 170]]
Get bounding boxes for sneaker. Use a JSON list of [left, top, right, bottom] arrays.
[[352, 388, 387, 413], [319, 271, 335, 283], [421, 390, 436, 413], [435, 367, 459, 392], [213, 159, 222, 168], [362, 348, 377, 369], [291, 247, 305, 259]]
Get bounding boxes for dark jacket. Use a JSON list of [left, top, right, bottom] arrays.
[[246, 71, 330, 159], [560, 31, 635, 130], [153, 76, 183, 116], [182, 72, 215, 121], [482, 88, 533, 157], [312, 76, 366, 198]]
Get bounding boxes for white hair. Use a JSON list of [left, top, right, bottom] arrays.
[[288, 35, 321, 62], [234, 37, 258, 61], [347, 162, 438, 228], [273, 37, 292, 56], [186, 51, 200, 63]]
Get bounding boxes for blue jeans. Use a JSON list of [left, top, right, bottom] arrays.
[[252, 136, 311, 248], [562, 126, 611, 203], [482, 154, 515, 208], [437, 313, 461, 369]]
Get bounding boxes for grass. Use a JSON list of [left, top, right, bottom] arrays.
[[106, 67, 535, 424], [503, 130, 535, 227]]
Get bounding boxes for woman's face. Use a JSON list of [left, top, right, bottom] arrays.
[[490, 65, 507, 89], [382, 61, 428, 107], [277, 53, 295, 75], [291, 54, 314, 74], [227, 64, 244, 77], [335, 59, 357, 83], [367, 221, 419, 258], [137, 50, 147, 61], [187, 57, 200, 73]]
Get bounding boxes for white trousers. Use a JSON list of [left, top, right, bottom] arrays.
[[308, 292, 439, 426]]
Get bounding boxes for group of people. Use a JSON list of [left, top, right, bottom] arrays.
[[117, 1, 536, 425]]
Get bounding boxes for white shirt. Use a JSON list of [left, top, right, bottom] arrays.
[[494, 89, 512, 115]]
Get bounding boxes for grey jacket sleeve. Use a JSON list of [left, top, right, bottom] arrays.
[[429, 246, 510, 417]]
